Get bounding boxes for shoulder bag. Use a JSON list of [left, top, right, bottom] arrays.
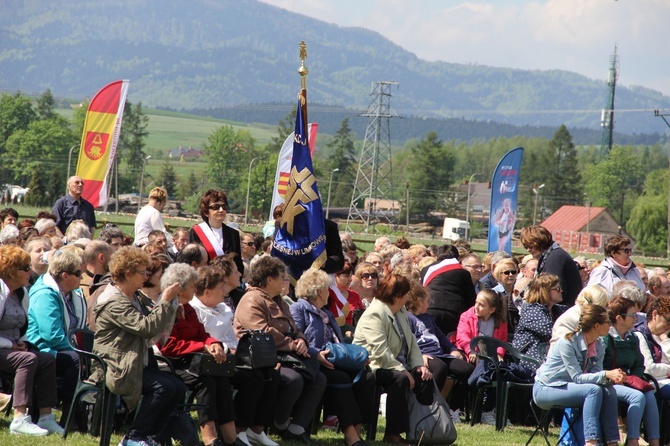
[[324, 341, 368, 371], [236, 329, 278, 369], [407, 381, 457, 445]]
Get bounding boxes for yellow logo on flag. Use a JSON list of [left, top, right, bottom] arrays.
[[84, 132, 109, 161]]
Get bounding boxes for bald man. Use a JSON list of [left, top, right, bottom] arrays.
[[52, 176, 97, 235]]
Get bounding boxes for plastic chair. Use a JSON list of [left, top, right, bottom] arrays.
[[469, 336, 539, 431], [62, 328, 114, 446]]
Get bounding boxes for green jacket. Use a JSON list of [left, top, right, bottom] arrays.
[[353, 298, 423, 373], [603, 329, 645, 378], [89, 284, 176, 410]]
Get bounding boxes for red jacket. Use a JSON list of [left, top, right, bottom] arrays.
[[160, 303, 220, 357], [455, 306, 508, 357]]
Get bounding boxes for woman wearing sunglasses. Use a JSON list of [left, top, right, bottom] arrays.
[[189, 189, 243, 273], [354, 262, 379, 309], [26, 248, 86, 425], [512, 273, 566, 371], [492, 258, 520, 336], [588, 235, 645, 294]]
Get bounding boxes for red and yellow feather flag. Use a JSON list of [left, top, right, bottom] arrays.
[[75, 80, 129, 208]]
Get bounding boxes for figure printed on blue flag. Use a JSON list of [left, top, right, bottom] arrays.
[[487, 147, 524, 255], [493, 198, 516, 252]]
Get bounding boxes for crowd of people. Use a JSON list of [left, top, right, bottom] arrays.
[[0, 175, 669, 446]]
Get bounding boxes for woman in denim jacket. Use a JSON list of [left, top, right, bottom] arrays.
[[533, 304, 625, 446]]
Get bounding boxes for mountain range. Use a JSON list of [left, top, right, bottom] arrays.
[[1, 0, 669, 136]]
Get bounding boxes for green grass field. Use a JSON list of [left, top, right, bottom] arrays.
[[0, 409, 561, 446]]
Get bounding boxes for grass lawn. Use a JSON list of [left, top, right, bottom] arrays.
[[0, 409, 560, 446]]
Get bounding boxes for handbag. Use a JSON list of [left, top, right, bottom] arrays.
[[184, 352, 236, 377], [609, 334, 654, 392], [236, 330, 278, 369], [625, 375, 654, 392], [407, 381, 457, 445], [278, 351, 320, 383], [324, 341, 368, 371]]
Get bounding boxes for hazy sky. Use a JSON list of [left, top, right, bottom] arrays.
[[260, 0, 670, 98]]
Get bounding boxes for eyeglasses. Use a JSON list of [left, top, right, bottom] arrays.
[[463, 264, 484, 270], [243, 242, 255, 247], [622, 313, 637, 318], [67, 270, 83, 278], [361, 272, 379, 280], [620, 248, 633, 254], [660, 314, 670, 325], [551, 285, 562, 293], [134, 270, 148, 276], [501, 270, 517, 276], [599, 320, 613, 326], [19, 264, 31, 272], [208, 203, 227, 211]]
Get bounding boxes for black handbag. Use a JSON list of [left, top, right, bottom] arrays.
[[278, 351, 320, 383], [236, 330, 278, 369], [184, 352, 236, 377]]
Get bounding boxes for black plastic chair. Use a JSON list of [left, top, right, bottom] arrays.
[[62, 328, 114, 446], [469, 336, 539, 431]]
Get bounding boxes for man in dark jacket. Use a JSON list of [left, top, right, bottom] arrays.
[[421, 244, 477, 335]]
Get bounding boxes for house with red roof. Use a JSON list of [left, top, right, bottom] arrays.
[[540, 205, 632, 254]]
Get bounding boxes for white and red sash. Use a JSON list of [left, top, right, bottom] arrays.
[[327, 274, 350, 325], [422, 258, 463, 288], [192, 222, 225, 259]]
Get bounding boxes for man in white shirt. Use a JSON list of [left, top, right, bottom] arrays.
[[134, 187, 173, 249]]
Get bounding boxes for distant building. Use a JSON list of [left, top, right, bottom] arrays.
[[540, 205, 631, 254], [168, 146, 202, 160], [458, 181, 491, 221]]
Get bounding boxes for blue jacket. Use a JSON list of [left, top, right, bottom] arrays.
[[26, 273, 86, 355], [407, 312, 457, 358], [535, 332, 608, 387], [290, 297, 344, 357]]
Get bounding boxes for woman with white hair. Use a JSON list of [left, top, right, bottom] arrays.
[[25, 248, 86, 423], [290, 268, 376, 446], [63, 220, 91, 245], [34, 218, 58, 237], [549, 284, 610, 351], [160, 263, 246, 446]]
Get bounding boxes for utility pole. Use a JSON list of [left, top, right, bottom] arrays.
[[599, 45, 619, 158], [654, 109, 670, 259], [346, 81, 399, 233]]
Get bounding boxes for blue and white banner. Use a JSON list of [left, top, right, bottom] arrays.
[[271, 94, 327, 281], [487, 147, 524, 254]]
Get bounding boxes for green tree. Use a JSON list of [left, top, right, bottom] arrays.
[[156, 161, 179, 196], [407, 131, 455, 219], [542, 125, 581, 209], [583, 146, 644, 227], [326, 118, 357, 207], [36, 88, 56, 120], [118, 101, 149, 188], [3, 117, 75, 188], [179, 170, 200, 200], [25, 165, 49, 206], [627, 196, 667, 256], [202, 125, 255, 210], [0, 93, 37, 151]]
